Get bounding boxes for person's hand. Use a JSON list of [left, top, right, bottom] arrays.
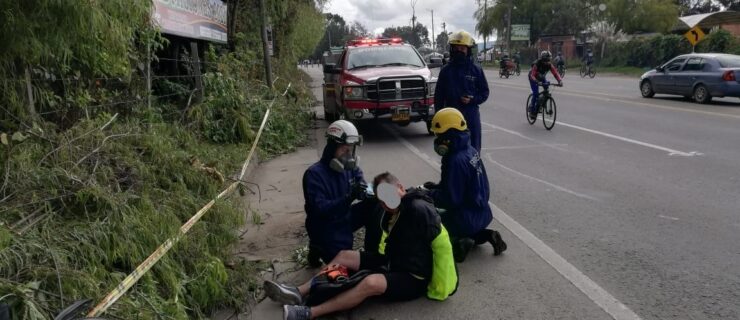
[[460, 96, 472, 104], [557, 81, 563, 87], [350, 181, 369, 201], [423, 181, 439, 189]]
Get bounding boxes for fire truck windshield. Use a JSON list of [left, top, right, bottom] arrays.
[[347, 46, 424, 70]]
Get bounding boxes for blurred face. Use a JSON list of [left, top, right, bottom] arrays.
[[377, 182, 405, 212], [452, 45, 468, 54], [334, 144, 352, 158]]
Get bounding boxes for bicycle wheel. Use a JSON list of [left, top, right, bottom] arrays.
[[588, 68, 596, 78], [542, 97, 557, 130], [526, 94, 536, 125], [580, 66, 586, 78]]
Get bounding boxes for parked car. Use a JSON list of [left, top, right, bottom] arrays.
[[639, 53, 740, 104]]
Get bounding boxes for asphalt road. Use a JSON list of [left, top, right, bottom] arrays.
[[301, 65, 740, 320]]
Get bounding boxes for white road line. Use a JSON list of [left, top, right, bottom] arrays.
[[481, 122, 570, 153], [555, 121, 699, 157], [386, 126, 642, 320], [482, 113, 699, 157], [484, 153, 599, 201], [482, 143, 569, 151], [658, 215, 680, 221]]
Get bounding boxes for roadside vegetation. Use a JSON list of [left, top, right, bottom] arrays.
[[0, 0, 324, 318]]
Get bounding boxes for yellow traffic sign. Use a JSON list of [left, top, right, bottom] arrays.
[[684, 26, 705, 46]]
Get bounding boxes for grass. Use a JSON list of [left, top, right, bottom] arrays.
[[0, 53, 314, 319]]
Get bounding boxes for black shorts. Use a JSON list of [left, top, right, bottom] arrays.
[[359, 252, 428, 302]]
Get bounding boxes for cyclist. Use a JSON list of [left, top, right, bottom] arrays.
[[554, 52, 565, 73], [528, 51, 563, 121], [583, 48, 594, 74], [513, 51, 521, 74]]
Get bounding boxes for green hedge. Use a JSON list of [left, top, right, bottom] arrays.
[[601, 29, 740, 68]]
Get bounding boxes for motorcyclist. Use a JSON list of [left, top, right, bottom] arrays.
[[528, 51, 563, 120], [433, 30, 490, 153]]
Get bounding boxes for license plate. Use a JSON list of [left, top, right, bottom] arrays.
[[392, 107, 410, 122]]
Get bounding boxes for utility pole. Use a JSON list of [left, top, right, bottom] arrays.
[[428, 9, 435, 51], [259, 0, 273, 88], [410, 0, 418, 29], [506, 0, 513, 55], [483, 0, 488, 62]]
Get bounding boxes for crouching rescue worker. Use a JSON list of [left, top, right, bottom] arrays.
[[265, 172, 458, 320], [302, 120, 374, 267], [425, 108, 507, 263]]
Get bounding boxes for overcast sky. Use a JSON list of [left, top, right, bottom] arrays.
[[325, 0, 492, 42]]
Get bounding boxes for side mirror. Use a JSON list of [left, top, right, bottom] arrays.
[[655, 66, 664, 72], [323, 63, 341, 74]]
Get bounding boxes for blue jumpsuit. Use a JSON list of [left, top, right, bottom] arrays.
[[302, 141, 367, 262], [429, 130, 493, 238], [434, 57, 490, 152]]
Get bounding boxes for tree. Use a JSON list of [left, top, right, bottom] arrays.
[[382, 23, 431, 48], [604, 0, 679, 33], [311, 13, 351, 59], [436, 31, 451, 52], [350, 22, 370, 38]]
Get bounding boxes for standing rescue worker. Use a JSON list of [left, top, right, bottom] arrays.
[[434, 30, 489, 152], [303, 120, 372, 267], [425, 108, 507, 263]]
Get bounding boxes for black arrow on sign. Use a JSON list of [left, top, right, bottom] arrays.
[[691, 30, 699, 42]]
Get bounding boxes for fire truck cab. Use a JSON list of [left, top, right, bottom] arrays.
[[322, 38, 441, 133]]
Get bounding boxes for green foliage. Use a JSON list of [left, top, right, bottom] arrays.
[[697, 29, 737, 53], [382, 23, 431, 48], [0, 1, 319, 319], [601, 30, 740, 69]]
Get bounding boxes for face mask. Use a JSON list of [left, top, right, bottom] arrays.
[[377, 182, 401, 210], [450, 50, 466, 61], [329, 153, 359, 172], [434, 137, 452, 156]]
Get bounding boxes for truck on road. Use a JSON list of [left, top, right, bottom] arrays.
[[322, 38, 441, 134]]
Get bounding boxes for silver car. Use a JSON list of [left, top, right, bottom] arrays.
[[639, 53, 740, 104]]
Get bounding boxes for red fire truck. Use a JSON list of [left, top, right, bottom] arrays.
[[322, 38, 441, 134]]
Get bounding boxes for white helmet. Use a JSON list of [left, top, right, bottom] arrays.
[[326, 120, 362, 145]]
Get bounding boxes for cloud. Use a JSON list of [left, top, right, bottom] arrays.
[[326, 0, 485, 41]]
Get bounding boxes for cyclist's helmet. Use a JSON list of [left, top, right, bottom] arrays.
[[540, 50, 552, 62]]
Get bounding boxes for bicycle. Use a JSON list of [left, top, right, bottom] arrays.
[[557, 64, 566, 78], [514, 62, 521, 76], [525, 81, 561, 130], [580, 64, 595, 78]]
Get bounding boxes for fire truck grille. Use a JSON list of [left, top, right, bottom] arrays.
[[367, 79, 426, 101]]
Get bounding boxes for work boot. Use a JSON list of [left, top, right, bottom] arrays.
[[283, 305, 311, 320], [264, 280, 303, 305], [490, 230, 508, 256], [452, 238, 475, 263]]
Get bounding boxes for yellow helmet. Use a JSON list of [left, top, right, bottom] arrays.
[[448, 30, 475, 47], [430, 108, 467, 134]]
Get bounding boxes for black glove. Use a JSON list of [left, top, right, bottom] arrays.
[[423, 181, 439, 190], [349, 181, 369, 201]]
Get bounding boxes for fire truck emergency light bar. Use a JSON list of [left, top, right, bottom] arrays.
[[347, 38, 403, 46]]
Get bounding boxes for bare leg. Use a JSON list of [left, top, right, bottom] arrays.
[[309, 273, 387, 318], [297, 250, 361, 296]]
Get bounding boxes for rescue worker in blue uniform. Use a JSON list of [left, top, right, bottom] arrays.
[[425, 108, 507, 263], [303, 120, 372, 267], [434, 30, 490, 152]]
